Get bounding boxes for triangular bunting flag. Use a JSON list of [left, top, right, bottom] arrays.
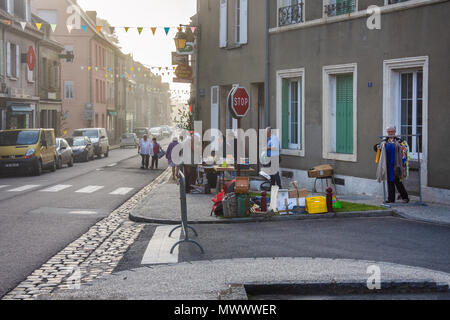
[[35, 23, 42, 30], [20, 21, 27, 30], [67, 25, 73, 33], [164, 27, 170, 35], [124, 27, 129, 32], [95, 67, 98, 71], [88, 66, 92, 71], [137, 27, 143, 35], [190, 27, 196, 33], [51, 24, 57, 32], [151, 27, 157, 35], [177, 27, 182, 32], [96, 26, 102, 33], [82, 25, 87, 32], [81, 66, 85, 70], [4, 20, 11, 25]]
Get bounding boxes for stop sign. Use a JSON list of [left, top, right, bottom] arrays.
[[230, 87, 250, 118]]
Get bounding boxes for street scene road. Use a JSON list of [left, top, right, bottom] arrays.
[[0, 146, 169, 298]]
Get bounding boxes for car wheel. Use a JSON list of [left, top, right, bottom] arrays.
[[84, 152, 89, 162], [34, 160, 42, 176], [68, 156, 74, 167], [56, 157, 63, 169], [50, 158, 57, 172], [104, 148, 109, 158]]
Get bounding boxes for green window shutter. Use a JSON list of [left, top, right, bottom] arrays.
[[282, 79, 289, 150], [336, 74, 353, 154], [336, 0, 354, 15]]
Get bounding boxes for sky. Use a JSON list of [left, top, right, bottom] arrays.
[[77, 0, 197, 101]]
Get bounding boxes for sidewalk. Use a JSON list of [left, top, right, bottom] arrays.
[[130, 170, 450, 226]]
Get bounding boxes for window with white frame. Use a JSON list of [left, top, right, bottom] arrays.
[[235, 0, 241, 44], [64, 81, 74, 99], [220, 0, 248, 47], [37, 9, 58, 24], [7, 42, 20, 79], [322, 64, 357, 162], [277, 69, 305, 156], [398, 69, 423, 158]]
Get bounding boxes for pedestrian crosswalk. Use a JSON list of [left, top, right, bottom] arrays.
[[0, 184, 135, 196]]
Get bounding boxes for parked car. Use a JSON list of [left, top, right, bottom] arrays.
[[120, 133, 139, 149], [56, 138, 74, 169], [160, 125, 172, 137], [0, 129, 57, 176], [73, 128, 109, 158], [133, 127, 150, 140], [70, 137, 95, 163], [149, 127, 163, 139]]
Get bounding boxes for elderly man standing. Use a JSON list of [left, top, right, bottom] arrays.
[[266, 127, 282, 188], [376, 126, 409, 203], [138, 134, 151, 170]]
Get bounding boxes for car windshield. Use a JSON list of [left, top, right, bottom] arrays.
[[73, 139, 87, 146], [73, 130, 98, 138], [0, 131, 40, 146]]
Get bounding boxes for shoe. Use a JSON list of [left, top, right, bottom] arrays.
[[402, 199, 410, 204]]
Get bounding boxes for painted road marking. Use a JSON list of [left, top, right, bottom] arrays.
[[107, 163, 117, 167], [75, 185, 104, 194], [7, 185, 40, 192], [69, 210, 99, 215], [40, 185, 72, 193], [109, 187, 134, 195], [141, 225, 181, 265], [0, 185, 11, 190]]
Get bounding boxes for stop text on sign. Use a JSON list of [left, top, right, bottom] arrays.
[[230, 86, 250, 119]]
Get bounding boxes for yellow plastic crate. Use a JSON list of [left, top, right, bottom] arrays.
[[305, 197, 328, 214]]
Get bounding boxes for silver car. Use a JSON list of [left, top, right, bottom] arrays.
[[56, 138, 74, 169], [120, 133, 139, 149]]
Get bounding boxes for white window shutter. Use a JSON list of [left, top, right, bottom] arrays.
[[240, 0, 248, 44], [16, 45, 20, 78], [27, 66, 33, 82], [6, 42, 11, 76], [211, 86, 220, 151], [219, 0, 228, 48]]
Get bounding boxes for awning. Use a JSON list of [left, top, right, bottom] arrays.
[[11, 106, 33, 112]]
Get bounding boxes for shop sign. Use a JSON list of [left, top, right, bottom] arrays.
[[175, 64, 193, 80], [172, 52, 189, 65], [176, 42, 194, 55]]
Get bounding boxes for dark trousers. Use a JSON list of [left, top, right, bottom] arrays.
[[151, 156, 159, 169], [141, 154, 150, 168], [270, 172, 282, 189], [387, 177, 409, 202]]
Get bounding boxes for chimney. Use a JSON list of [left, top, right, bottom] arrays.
[[86, 11, 97, 24]]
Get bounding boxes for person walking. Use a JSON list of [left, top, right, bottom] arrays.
[[166, 136, 180, 180], [151, 137, 162, 170], [138, 134, 151, 169], [376, 126, 409, 203], [266, 127, 282, 188]]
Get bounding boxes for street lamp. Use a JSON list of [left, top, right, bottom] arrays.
[[174, 30, 187, 50]]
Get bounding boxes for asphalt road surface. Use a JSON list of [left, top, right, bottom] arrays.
[[116, 217, 450, 274], [0, 144, 169, 298]]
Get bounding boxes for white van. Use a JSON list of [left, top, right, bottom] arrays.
[[73, 128, 110, 158]]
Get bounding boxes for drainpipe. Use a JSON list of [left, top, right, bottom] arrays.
[[265, 0, 270, 128]]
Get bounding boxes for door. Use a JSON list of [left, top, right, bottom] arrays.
[[335, 74, 353, 155]]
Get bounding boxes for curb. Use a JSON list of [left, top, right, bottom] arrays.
[[392, 210, 450, 227], [129, 209, 397, 225]]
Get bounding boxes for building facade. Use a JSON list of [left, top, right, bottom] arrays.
[[195, 0, 450, 203], [0, 0, 42, 130]]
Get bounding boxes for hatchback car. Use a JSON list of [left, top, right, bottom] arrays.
[[120, 133, 139, 149], [70, 136, 95, 163], [56, 138, 74, 169], [73, 128, 109, 158]]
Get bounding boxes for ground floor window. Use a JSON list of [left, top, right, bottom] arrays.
[[399, 69, 423, 157], [322, 63, 357, 162]]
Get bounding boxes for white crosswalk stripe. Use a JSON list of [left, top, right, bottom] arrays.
[[109, 187, 134, 195], [141, 225, 181, 265], [0, 185, 10, 189], [7, 185, 40, 192], [75, 185, 104, 194], [40, 185, 72, 193]]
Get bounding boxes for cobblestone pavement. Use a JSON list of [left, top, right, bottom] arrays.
[[2, 168, 172, 300]]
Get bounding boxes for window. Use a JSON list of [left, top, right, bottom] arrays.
[[324, 0, 356, 17], [37, 9, 58, 24], [277, 68, 305, 156], [7, 42, 20, 78], [14, 0, 30, 21], [64, 81, 74, 99], [219, 0, 228, 47], [399, 70, 423, 157], [278, 0, 304, 26], [235, 0, 240, 44], [322, 64, 357, 162], [6, 0, 14, 14], [220, 0, 247, 47]]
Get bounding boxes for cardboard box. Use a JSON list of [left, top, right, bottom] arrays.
[[308, 165, 334, 178], [288, 189, 308, 199]]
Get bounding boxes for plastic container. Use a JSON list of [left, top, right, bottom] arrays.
[[305, 196, 328, 214]]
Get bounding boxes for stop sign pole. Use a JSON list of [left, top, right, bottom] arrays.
[[229, 86, 250, 176]]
